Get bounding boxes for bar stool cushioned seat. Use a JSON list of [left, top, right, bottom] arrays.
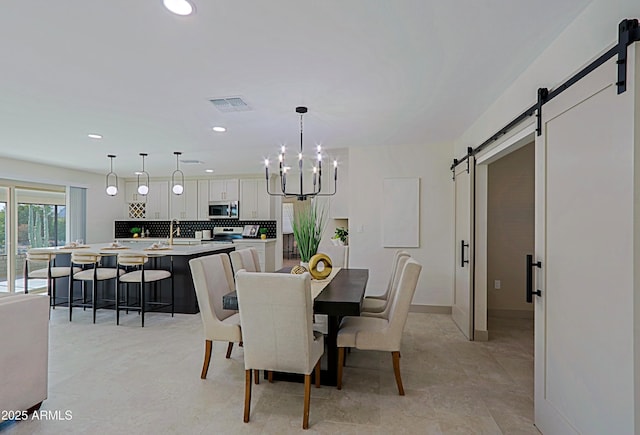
[[116, 252, 174, 327], [69, 251, 123, 323], [24, 250, 80, 308]]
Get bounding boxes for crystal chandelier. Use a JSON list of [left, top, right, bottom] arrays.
[[264, 106, 337, 201]]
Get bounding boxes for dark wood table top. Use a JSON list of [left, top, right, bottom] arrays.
[[222, 268, 368, 315], [313, 268, 368, 316]]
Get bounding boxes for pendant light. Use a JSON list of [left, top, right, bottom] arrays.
[[137, 153, 150, 196], [105, 154, 118, 196], [171, 151, 185, 195]]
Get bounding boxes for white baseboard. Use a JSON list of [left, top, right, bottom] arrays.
[[409, 304, 452, 314], [474, 329, 489, 341]]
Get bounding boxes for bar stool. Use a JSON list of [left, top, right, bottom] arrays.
[[24, 250, 80, 308], [116, 253, 174, 327], [69, 251, 122, 323]]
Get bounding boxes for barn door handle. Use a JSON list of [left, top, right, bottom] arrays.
[[526, 254, 542, 303], [460, 240, 469, 267]]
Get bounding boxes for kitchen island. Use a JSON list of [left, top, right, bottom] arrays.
[[32, 241, 235, 314]]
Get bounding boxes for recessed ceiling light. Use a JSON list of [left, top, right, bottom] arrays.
[[88, 133, 102, 139], [205, 169, 214, 173], [212, 126, 227, 132], [163, 0, 194, 16]]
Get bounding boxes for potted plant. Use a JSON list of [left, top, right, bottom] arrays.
[[259, 228, 268, 240], [291, 200, 328, 266], [332, 227, 348, 246], [130, 227, 141, 238]]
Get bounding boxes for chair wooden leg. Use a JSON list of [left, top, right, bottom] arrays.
[[314, 360, 321, 388], [243, 369, 252, 423], [268, 371, 273, 383], [392, 351, 405, 396], [226, 342, 233, 359], [201, 340, 213, 379], [337, 347, 345, 390], [303, 373, 311, 429], [254, 369, 260, 384]]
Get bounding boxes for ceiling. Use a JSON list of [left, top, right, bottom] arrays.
[[0, 0, 593, 178]]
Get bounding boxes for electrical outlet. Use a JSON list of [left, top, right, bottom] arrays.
[[494, 280, 501, 289]]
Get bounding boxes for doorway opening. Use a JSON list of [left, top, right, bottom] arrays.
[[487, 142, 534, 320], [479, 138, 535, 402]]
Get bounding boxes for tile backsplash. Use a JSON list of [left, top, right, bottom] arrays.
[[114, 219, 277, 239]]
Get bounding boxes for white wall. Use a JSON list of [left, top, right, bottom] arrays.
[[456, 0, 640, 155], [349, 142, 454, 307], [0, 157, 122, 243]]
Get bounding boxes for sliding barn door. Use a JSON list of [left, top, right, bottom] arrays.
[[534, 49, 638, 434], [452, 156, 474, 340]]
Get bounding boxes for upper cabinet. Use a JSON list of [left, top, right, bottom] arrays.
[[197, 180, 209, 220], [169, 180, 198, 220], [125, 181, 144, 203], [145, 181, 169, 220], [209, 179, 239, 201], [124, 181, 169, 220], [121, 176, 276, 220], [240, 178, 270, 219]]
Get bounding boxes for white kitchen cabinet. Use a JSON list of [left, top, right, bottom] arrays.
[[169, 180, 198, 220], [232, 239, 276, 272], [240, 178, 270, 219], [209, 179, 239, 201], [145, 181, 169, 220], [125, 181, 144, 203], [197, 179, 210, 220], [124, 181, 147, 219]]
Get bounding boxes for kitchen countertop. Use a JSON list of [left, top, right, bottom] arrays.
[[116, 237, 202, 243], [31, 241, 235, 256], [233, 238, 276, 243]]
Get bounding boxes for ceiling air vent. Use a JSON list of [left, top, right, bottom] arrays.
[[180, 159, 205, 165], [209, 96, 252, 113]]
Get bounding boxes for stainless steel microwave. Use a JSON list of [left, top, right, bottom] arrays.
[[208, 201, 239, 219]]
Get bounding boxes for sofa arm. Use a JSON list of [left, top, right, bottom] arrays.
[[0, 294, 49, 413]]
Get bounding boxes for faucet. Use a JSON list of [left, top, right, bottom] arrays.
[[169, 219, 180, 245]]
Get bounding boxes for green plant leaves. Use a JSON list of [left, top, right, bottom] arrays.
[[291, 200, 328, 263]]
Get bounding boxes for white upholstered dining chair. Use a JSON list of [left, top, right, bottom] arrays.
[[361, 250, 410, 315], [235, 270, 323, 430], [230, 248, 261, 273], [336, 258, 422, 395], [189, 253, 242, 379]]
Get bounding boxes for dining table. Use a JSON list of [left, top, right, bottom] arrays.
[[222, 267, 369, 386]]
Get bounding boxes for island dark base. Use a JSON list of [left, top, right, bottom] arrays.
[[49, 246, 235, 315]]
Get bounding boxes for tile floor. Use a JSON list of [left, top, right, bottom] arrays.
[[1, 307, 538, 434]]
